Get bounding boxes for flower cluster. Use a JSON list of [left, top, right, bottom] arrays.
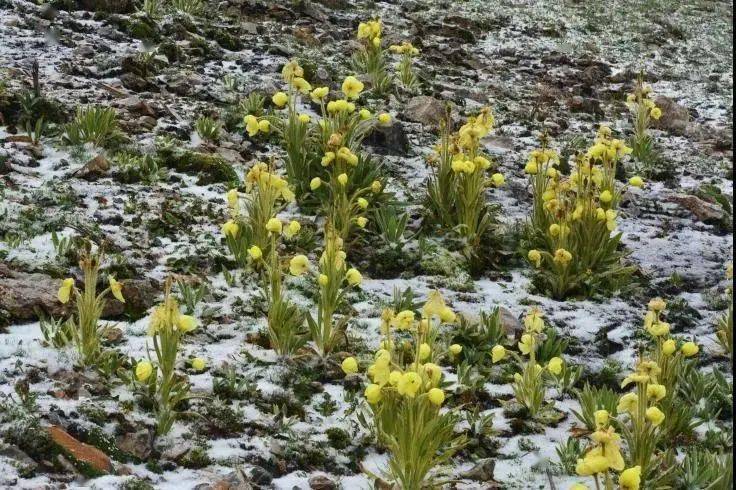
[[341, 291, 467, 488], [425, 108, 502, 261], [491, 307, 565, 417], [626, 76, 662, 172], [524, 128, 642, 298], [135, 280, 199, 435], [57, 248, 126, 366]]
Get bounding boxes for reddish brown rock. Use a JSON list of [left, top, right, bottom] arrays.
[[48, 425, 112, 474]]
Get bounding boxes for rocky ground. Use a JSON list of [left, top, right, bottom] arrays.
[[0, 0, 733, 489]]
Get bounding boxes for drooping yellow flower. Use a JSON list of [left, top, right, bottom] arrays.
[[298, 113, 310, 124], [310, 177, 322, 190], [244, 114, 259, 137], [392, 310, 415, 330], [109, 277, 125, 303], [449, 344, 463, 355], [222, 220, 239, 237], [681, 341, 699, 357], [58, 278, 75, 304], [599, 190, 613, 204], [341, 357, 358, 374], [356, 216, 368, 228], [272, 92, 288, 108], [491, 345, 506, 363], [248, 245, 262, 260], [491, 173, 505, 186], [518, 334, 534, 355], [289, 255, 309, 276], [662, 339, 676, 355], [569, 484, 589, 490], [342, 76, 364, 100], [377, 113, 391, 125], [283, 220, 301, 239], [359, 108, 372, 120], [177, 315, 198, 333], [371, 180, 382, 193], [346, 268, 362, 286], [645, 406, 665, 426], [135, 360, 153, 382], [594, 409, 609, 429], [397, 371, 422, 397], [365, 383, 382, 404], [547, 357, 563, 375], [648, 297, 666, 311], [418, 343, 431, 361], [629, 176, 644, 188], [527, 249, 542, 267], [617, 392, 638, 414], [310, 86, 329, 103], [646, 383, 666, 401], [619, 466, 641, 490], [553, 248, 573, 267], [589, 427, 625, 471], [337, 173, 348, 186], [226, 188, 239, 210], [292, 77, 311, 94], [650, 107, 662, 120], [191, 357, 206, 371], [576, 454, 610, 476], [281, 60, 303, 81], [428, 387, 445, 406], [266, 218, 282, 234]]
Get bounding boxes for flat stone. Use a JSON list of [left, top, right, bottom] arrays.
[[48, 425, 112, 474]]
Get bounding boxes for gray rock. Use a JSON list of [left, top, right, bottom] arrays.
[[461, 458, 496, 481], [653, 96, 690, 135], [117, 428, 154, 460], [403, 95, 446, 126], [308, 474, 337, 490]]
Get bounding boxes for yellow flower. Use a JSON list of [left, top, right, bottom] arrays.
[[524, 160, 539, 174], [397, 371, 422, 397], [527, 249, 542, 267], [283, 220, 301, 239], [310, 86, 329, 103], [257, 119, 270, 133], [553, 248, 573, 266], [662, 339, 676, 355], [244, 114, 259, 137], [594, 409, 609, 429], [650, 107, 662, 120], [359, 108, 372, 120], [298, 113, 311, 124], [58, 278, 75, 304], [547, 357, 563, 375], [569, 484, 589, 490], [549, 223, 561, 236], [449, 344, 463, 355], [289, 255, 309, 276], [341, 357, 358, 374], [629, 176, 644, 188], [321, 152, 335, 166], [599, 190, 613, 203], [281, 60, 303, 81], [645, 406, 665, 426], [491, 173, 505, 186], [109, 277, 125, 303], [365, 383, 382, 404], [337, 173, 348, 186], [292, 77, 311, 94], [272, 92, 288, 108], [357, 197, 369, 209], [191, 357, 206, 371], [392, 310, 415, 330], [310, 177, 322, 190], [135, 360, 153, 382], [222, 219, 239, 237], [619, 466, 641, 490], [491, 345, 506, 363], [356, 216, 368, 228], [371, 180, 382, 193], [617, 392, 638, 414], [647, 383, 666, 401], [419, 343, 431, 360], [342, 76, 364, 100], [428, 387, 445, 406], [576, 455, 610, 476], [524, 308, 545, 332], [318, 274, 329, 286], [518, 334, 534, 355], [681, 341, 699, 357], [377, 113, 391, 125], [422, 363, 442, 386], [346, 268, 362, 286], [422, 290, 447, 319], [440, 307, 456, 323], [648, 297, 666, 311], [248, 245, 262, 260], [177, 315, 198, 333], [266, 218, 282, 234], [226, 189, 239, 210], [647, 321, 670, 337]]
